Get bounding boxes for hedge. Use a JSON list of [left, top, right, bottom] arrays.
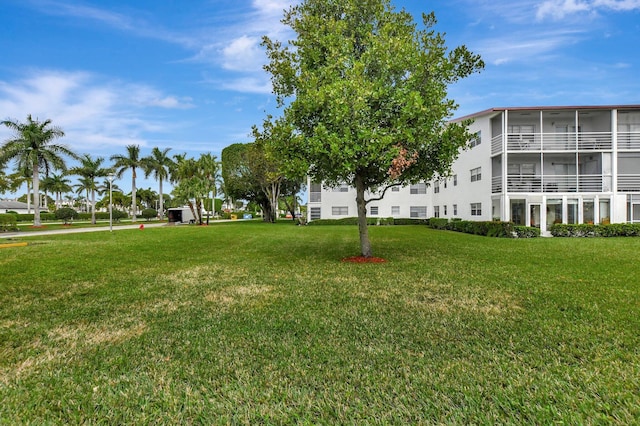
[[14, 213, 56, 222], [550, 223, 640, 237], [307, 217, 425, 226], [0, 213, 18, 231], [428, 217, 539, 238]]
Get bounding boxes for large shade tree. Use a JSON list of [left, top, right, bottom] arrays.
[[0, 115, 77, 226], [110, 145, 142, 222], [142, 147, 174, 220], [263, 0, 484, 257]]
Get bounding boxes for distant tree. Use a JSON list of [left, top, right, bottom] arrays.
[[1, 115, 78, 226], [142, 147, 174, 220], [69, 154, 111, 224], [221, 143, 270, 219], [41, 173, 73, 209], [110, 145, 142, 222], [54, 207, 79, 225], [250, 116, 306, 223], [263, 0, 483, 256]]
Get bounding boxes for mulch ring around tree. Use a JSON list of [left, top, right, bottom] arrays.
[[341, 256, 387, 263]]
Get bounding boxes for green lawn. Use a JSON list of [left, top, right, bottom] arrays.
[[1, 223, 638, 423]]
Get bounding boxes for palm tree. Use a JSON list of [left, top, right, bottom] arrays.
[[110, 145, 142, 222], [69, 154, 111, 224], [73, 176, 93, 213], [0, 115, 77, 226], [198, 152, 220, 223], [142, 147, 174, 220], [41, 173, 73, 209]]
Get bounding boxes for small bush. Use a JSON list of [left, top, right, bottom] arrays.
[[0, 213, 18, 231], [513, 226, 541, 238], [54, 208, 79, 224], [428, 218, 449, 229], [141, 208, 158, 221], [111, 210, 127, 222]]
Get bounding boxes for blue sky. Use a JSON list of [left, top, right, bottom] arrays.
[[1, 0, 640, 196]]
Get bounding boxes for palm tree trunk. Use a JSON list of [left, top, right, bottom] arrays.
[[90, 187, 96, 224], [158, 178, 164, 220], [131, 171, 137, 222], [32, 164, 41, 227]]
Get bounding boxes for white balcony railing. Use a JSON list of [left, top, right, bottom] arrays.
[[500, 132, 614, 152], [503, 174, 612, 193], [491, 176, 502, 193], [618, 132, 640, 150], [618, 175, 640, 192], [491, 135, 503, 155]]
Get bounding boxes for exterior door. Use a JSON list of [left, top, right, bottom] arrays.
[[529, 204, 541, 228]]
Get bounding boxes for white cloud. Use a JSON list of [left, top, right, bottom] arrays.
[[222, 36, 265, 72], [0, 70, 191, 154], [536, 0, 640, 20]]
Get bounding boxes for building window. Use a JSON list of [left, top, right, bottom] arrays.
[[310, 182, 322, 203], [470, 167, 482, 182], [469, 131, 481, 148], [391, 206, 400, 215], [433, 181, 440, 194], [453, 204, 458, 216], [310, 207, 321, 220], [391, 186, 400, 192], [332, 206, 348, 216], [471, 203, 482, 216], [332, 184, 349, 192], [444, 205, 447, 216], [444, 180, 447, 189], [410, 183, 427, 194], [453, 174, 458, 186], [370, 206, 379, 216], [410, 206, 427, 218], [434, 206, 440, 218]]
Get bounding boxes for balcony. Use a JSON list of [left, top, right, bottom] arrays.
[[618, 174, 640, 192], [618, 132, 640, 151], [499, 174, 612, 193], [503, 132, 613, 152]]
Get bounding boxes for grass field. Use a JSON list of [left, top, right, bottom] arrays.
[[1, 222, 639, 423]]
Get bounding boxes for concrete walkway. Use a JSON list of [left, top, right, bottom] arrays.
[[1, 219, 240, 239], [2, 222, 171, 239]]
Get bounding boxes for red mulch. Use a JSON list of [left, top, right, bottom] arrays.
[[341, 256, 387, 263]]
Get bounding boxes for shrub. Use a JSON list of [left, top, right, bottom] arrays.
[[13, 213, 56, 222], [428, 218, 449, 230], [54, 208, 79, 224], [445, 220, 514, 238], [141, 208, 158, 221], [513, 226, 541, 238], [0, 213, 18, 231], [111, 210, 127, 222], [551, 223, 640, 237]]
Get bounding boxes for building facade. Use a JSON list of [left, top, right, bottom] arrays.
[[307, 105, 640, 234]]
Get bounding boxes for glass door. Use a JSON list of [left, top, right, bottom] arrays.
[[529, 204, 541, 228]]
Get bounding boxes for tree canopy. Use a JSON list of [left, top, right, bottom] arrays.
[[263, 0, 484, 256], [1, 115, 77, 226]]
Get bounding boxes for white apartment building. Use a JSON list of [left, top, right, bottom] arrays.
[[307, 105, 640, 234]]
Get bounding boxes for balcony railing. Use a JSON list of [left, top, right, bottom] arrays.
[[504, 132, 613, 151], [491, 135, 502, 155], [618, 132, 640, 150], [618, 175, 640, 192], [502, 174, 612, 193], [491, 176, 502, 193]]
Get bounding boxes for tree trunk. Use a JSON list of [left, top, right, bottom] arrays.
[[32, 164, 41, 227], [158, 178, 164, 220], [354, 174, 372, 257], [131, 170, 137, 222], [90, 187, 96, 224]]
